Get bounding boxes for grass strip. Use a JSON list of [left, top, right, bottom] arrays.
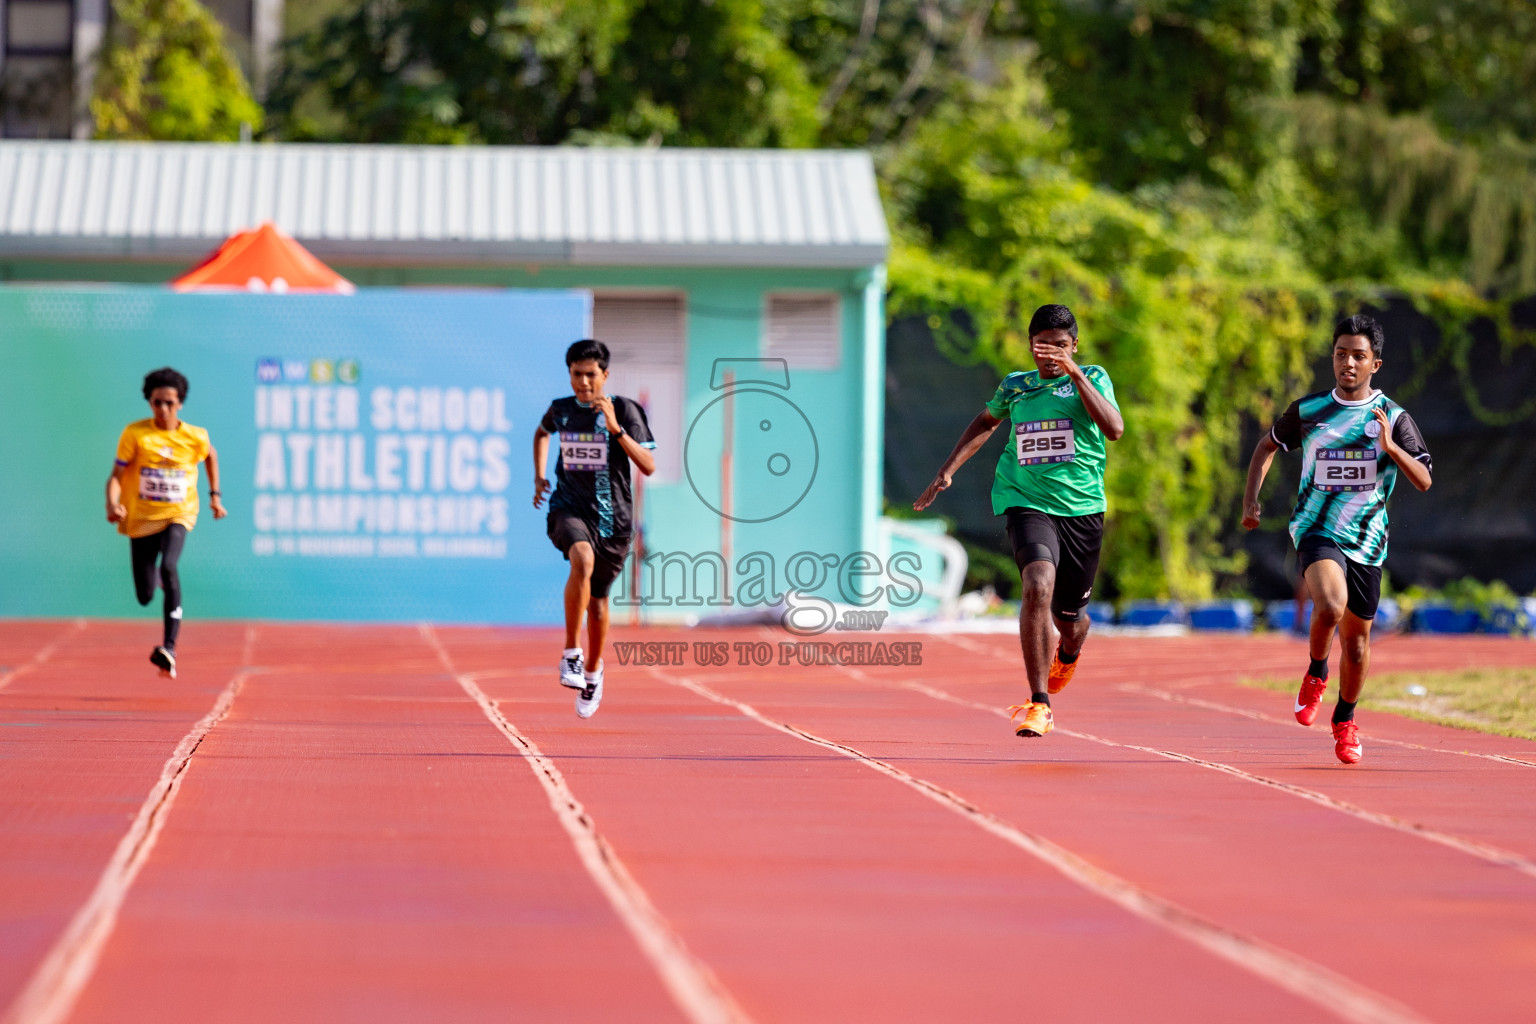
[[1239, 665, 1536, 741]]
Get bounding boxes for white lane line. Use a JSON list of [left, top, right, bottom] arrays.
[[895, 678, 1536, 882], [3, 625, 257, 1024], [929, 633, 1536, 769], [1122, 684, 1536, 769], [657, 668, 1428, 1024], [420, 625, 751, 1024], [0, 619, 87, 694]]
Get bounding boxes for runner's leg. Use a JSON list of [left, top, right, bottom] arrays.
[[564, 542, 595, 649], [1018, 562, 1056, 697], [157, 524, 187, 651], [1303, 558, 1347, 665], [1008, 509, 1062, 701], [1337, 610, 1372, 705], [1050, 512, 1102, 664], [585, 596, 609, 670], [130, 532, 162, 606]]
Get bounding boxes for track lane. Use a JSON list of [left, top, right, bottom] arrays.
[[437, 626, 1340, 1024], [60, 625, 684, 1024], [655, 644, 1536, 1024], [925, 634, 1536, 859], [0, 621, 247, 1013]]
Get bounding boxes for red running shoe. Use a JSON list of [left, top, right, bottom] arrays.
[[1294, 674, 1327, 726], [1333, 719, 1362, 764]]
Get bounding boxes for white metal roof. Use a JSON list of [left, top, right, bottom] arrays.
[[0, 141, 888, 268]]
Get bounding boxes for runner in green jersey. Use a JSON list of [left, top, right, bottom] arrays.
[[1242, 314, 1433, 764], [916, 304, 1124, 738]]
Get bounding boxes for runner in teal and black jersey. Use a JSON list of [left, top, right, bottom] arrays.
[[1242, 314, 1433, 764], [916, 304, 1124, 739]]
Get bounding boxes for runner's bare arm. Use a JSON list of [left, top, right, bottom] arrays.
[[591, 395, 655, 476], [1035, 339, 1124, 440], [205, 445, 227, 519], [533, 426, 552, 508], [913, 411, 1003, 511], [105, 463, 128, 523], [613, 431, 656, 476], [1374, 407, 1431, 492], [1241, 433, 1280, 530]]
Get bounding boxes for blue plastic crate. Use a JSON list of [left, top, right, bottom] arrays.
[[1120, 601, 1187, 627], [1412, 604, 1482, 634], [1265, 601, 1313, 633], [1085, 601, 1117, 625], [1375, 596, 1401, 631], [1189, 601, 1255, 632], [1482, 598, 1535, 636]]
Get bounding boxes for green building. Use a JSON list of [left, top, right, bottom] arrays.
[[0, 140, 963, 621]]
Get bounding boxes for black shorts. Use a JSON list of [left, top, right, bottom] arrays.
[[1296, 534, 1381, 620], [1004, 507, 1104, 621], [547, 512, 632, 599]]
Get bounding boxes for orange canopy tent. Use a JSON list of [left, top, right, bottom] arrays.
[[171, 221, 355, 294]]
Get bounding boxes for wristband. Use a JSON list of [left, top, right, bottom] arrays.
[[209, 490, 221, 496]]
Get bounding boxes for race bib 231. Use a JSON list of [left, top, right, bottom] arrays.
[[1315, 448, 1378, 492]]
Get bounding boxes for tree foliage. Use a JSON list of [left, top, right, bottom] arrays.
[[886, 60, 1325, 598], [262, 0, 1536, 596], [93, 0, 263, 141], [266, 0, 819, 146]]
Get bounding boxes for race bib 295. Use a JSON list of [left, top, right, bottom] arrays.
[[560, 432, 607, 471], [1315, 448, 1378, 492], [1016, 419, 1076, 466]]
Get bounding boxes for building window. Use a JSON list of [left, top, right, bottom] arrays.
[[764, 292, 841, 370], [3, 0, 76, 138], [592, 293, 687, 484]]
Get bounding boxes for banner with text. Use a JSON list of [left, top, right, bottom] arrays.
[[0, 287, 586, 622]]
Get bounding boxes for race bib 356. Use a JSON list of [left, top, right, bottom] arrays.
[[1016, 419, 1076, 466], [139, 466, 190, 503], [560, 432, 607, 471], [1315, 448, 1378, 492]]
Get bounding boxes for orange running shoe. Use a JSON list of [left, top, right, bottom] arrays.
[[1048, 650, 1079, 694], [1332, 720, 1362, 764], [1294, 674, 1327, 726], [1009, 702, 1054, 738]]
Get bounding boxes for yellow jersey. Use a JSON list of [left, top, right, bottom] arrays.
[[115, 419, 212, 538]]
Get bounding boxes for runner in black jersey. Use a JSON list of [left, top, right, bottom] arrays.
[[1242, 315, 1433, 764], [534, 339, 656, 718]]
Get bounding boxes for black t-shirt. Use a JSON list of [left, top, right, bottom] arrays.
[[540, 396, 656, 539]]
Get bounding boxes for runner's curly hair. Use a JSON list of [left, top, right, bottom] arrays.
[[142, 367, 189, 402]]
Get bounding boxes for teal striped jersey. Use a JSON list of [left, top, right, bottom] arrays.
[[986, 366, 1117, 517], [1271, 389, 1432, 566]]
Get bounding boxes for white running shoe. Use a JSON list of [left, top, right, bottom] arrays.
[[150, 646, 177, 679], [576, 664, 603, 719], [559, 650, 584, 689]]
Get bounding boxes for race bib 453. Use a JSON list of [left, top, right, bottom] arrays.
[[560, 432, 607, 471], [139, 466, 190, 503], [1315, 448, 1378, 492], [1016, 419, 1076, 466]]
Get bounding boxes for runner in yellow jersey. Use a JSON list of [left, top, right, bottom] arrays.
[[105, 368, 226, 678]]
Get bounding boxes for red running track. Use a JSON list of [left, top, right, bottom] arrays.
[[1, 621, 1533, 1023]]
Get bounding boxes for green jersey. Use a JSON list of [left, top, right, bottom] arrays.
[[985, 366, 1118, 518], [1271, 388, 1433, 566]]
